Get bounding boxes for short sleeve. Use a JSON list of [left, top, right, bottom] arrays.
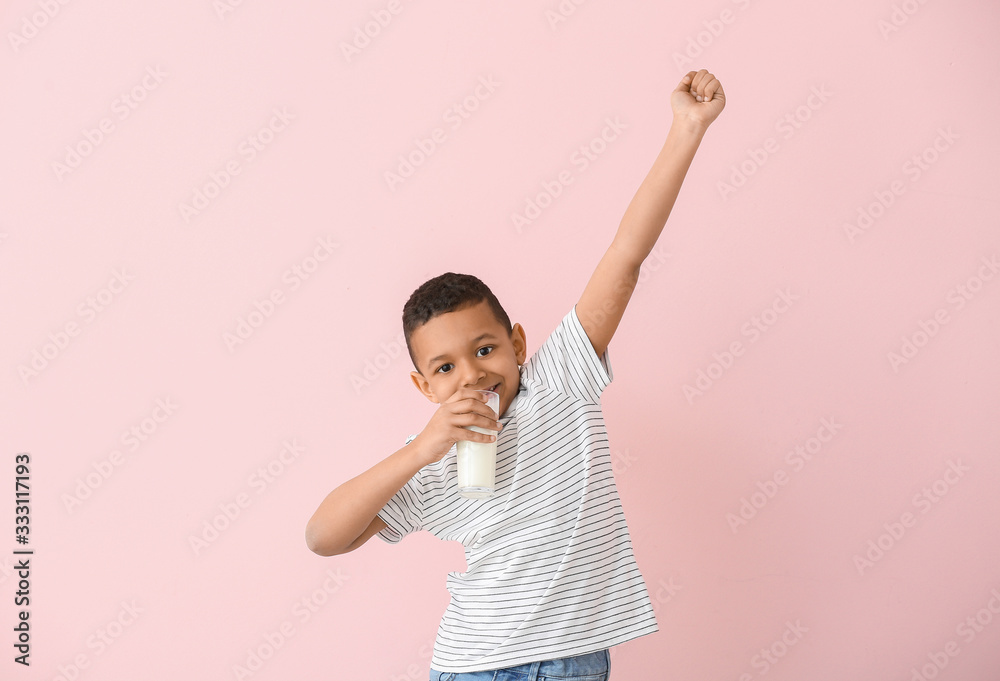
[[376, 434, 424, 544], [523, 305, 614, 403]]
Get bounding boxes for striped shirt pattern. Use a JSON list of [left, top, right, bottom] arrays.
[[377, 305, 658, 672]]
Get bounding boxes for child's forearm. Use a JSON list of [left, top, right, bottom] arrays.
[[613, 119, 707, 265], [305, 440, 429, 556]]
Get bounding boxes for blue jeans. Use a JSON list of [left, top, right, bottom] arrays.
[[429, 649, 610, 681]]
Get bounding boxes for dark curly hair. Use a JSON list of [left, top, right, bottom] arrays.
[[403, 272, 512, 374]]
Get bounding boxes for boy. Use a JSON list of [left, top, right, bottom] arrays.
[[306, 69, 725, 679]]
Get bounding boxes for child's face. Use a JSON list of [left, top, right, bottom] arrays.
[[409, 300, 526, 418]]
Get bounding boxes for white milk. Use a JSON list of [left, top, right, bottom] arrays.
[[457, 390, 499, 499]]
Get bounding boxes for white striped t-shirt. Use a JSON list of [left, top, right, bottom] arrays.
[[377, 304, 659, 673]]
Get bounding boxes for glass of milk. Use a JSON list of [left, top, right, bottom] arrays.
[[457, 390, 500, 499]]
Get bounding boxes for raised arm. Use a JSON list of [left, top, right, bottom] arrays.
[[576, 69, 725, 357]]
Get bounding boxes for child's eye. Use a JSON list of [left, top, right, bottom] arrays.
[[437, 363, 453, 374], [477, 346, 493, 357]]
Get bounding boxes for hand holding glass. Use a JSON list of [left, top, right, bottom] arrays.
[[457, 390, 499, 499]]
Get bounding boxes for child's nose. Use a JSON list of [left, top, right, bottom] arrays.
[[461, 365, 486, 387]]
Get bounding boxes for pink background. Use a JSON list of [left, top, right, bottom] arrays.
[[2, 1, 999, 679]]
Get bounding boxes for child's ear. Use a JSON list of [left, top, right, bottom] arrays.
[[410, 370, 439, 403], [511, 323, 527, 365]]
